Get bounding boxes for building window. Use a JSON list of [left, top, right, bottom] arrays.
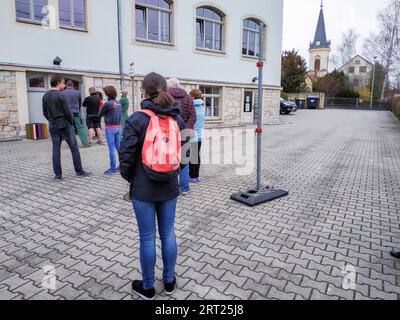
[[348, 67, 355, 73], [242, 19, 261, 57], [200, 86, 221, 118], [359, 66, 367, 73], [196, 7, 223, 51], [59, 0, 86, 30], [28, 76, 45, 88], [314, 55, 321, 72], [16, 0, 48, 23], [135, 0, 172, 44], [354, 60, 361, 65]]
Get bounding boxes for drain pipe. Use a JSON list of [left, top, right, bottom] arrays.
[[117, 0, 124, 91]]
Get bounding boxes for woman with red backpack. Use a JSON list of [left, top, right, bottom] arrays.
[[119, 72, 188, 300]]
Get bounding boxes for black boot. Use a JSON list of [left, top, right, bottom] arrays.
[[132, 280, 155, 300], [390, 250, 400, 259]]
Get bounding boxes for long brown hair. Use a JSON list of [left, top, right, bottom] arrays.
[[142, 72, 174, 107]]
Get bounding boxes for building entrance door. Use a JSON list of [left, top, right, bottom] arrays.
[[243, 90, 255, 124]]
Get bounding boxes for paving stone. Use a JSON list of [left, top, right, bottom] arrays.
[[0, 285, 18, 300], [285, 281, 312, 299], [1, 109, 400, 301], [267, 287, 296, 300], [370, 287, 399, 300]]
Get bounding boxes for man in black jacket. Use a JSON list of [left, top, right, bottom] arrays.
[[42, 75, 91, 180]]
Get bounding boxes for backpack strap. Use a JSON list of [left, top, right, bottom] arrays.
[[138, 109, 155, 117]]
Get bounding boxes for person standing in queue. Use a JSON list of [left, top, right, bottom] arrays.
[[83, 87, 106, 145], [119, 72, 189, 300], [120, 90, 130, 138], [167, 78, 196, 195], [99, 86, 122, 175], [42, 75, 92, 180], [61, 80, 90, 148]]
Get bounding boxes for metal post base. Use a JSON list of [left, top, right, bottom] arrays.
[[231, 186, 288, 207]]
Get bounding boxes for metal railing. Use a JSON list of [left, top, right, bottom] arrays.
[[326, 97, 390, 110]]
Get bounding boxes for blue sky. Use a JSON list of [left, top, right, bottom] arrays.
[[283, 0, 384, 67]]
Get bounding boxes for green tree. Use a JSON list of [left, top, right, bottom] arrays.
[[370, 62, 386, 102], [281, 50, 308, 93], [314, 70, 360, 98]]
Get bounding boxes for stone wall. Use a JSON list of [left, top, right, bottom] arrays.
[[287, 92, 326, 109], [223, 87, 242, 126], [263, 88, 281, 124], [83, 76, 139, 114], [0, 71, 19, 138]]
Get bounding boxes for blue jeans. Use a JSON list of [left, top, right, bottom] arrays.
[[105, 128, 121, 170], [179, 165, 190, 192], [132, 198, 178, 290]]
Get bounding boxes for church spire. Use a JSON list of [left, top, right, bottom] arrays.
[[310, 1, 331, 49]]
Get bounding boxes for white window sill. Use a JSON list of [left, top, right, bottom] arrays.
[[136, 38, 174, 47], [60, 26, 88, 33], [195, 48, 226, 56]]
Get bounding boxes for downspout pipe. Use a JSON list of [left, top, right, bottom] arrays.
[[117, 0, 124, 91]]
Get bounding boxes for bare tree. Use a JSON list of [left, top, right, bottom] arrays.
[[337, 29, 359, 66], [364, 0, 400, 101]]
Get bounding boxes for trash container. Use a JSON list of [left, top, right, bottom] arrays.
[[295, 99, 306, 109], [307, 96, 320, 109], [26, 123, 49, 140]]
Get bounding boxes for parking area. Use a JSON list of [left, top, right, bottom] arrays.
[[0, 109, 400, 300]]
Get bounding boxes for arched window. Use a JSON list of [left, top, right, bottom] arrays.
[[242, 18, 261, 57], [314, 55, 321, 72], [196, 7, 223, 51], [135, 0, 172, 43]]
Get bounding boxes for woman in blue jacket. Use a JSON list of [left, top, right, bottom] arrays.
[[189, 89, 205, 182], [119, 72, 188, 300]]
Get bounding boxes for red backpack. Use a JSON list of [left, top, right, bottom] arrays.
[[139, 109, 181, 181]]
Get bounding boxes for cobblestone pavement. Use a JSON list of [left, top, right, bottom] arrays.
[[0, 109, 400, 300]]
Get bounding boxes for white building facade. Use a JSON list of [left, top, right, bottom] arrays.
[[0, 0, 284, 138], [337, 55, 373, 90]]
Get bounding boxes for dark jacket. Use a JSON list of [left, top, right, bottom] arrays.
[[61, 88, 82, 114], [168, 88, 197, 129], [42, 90, 73, 125], [83, 93, 101, 118], [99, 99, 122, 128], [119, 99, 189, 202]]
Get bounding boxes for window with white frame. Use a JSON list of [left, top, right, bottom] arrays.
[[59, 0, 86, 30], [200, 86, 221, 118], [196, 7, 223, 51], [242, 19, 261, 57], [135, 0, 172, 44], [16, 0, 48, 24], [359, 66, 367, 73]]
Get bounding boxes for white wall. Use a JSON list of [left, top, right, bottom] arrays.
[[0, 0, 120, 73], [121, 0, 284, 86], [1, 0, 283, 86]]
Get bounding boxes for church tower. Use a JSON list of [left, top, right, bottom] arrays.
[[309, 1, 331, 77]]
